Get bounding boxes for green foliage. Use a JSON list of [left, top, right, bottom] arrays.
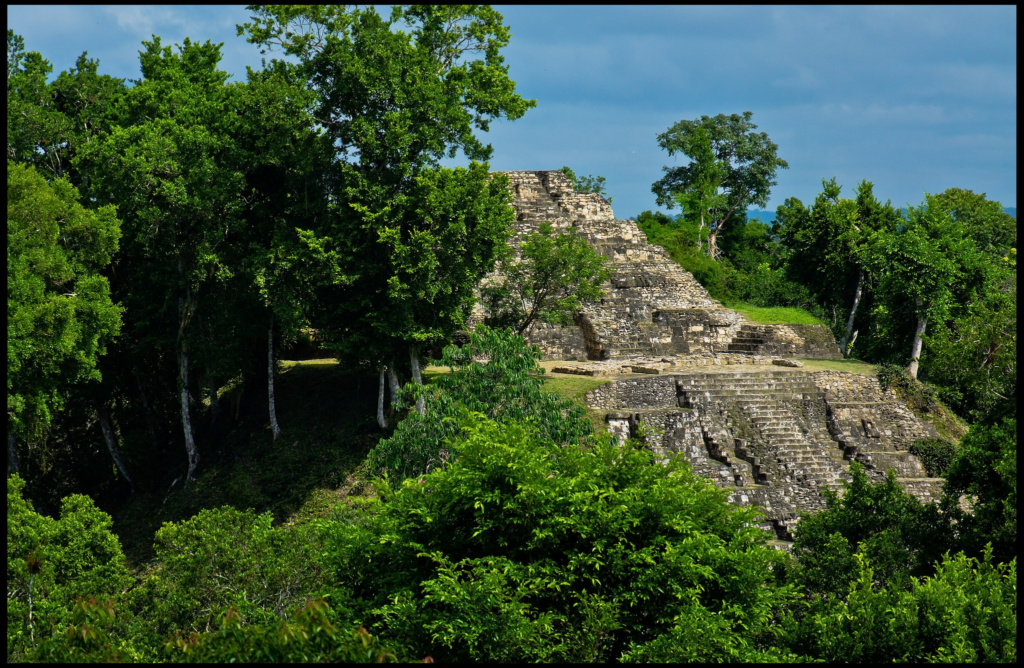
[[784, 549, 1016, 663], [7, 475, 132, 662], [559, 165, 611, 202], [481, 222, 611, 334], [867, 193, 991, 375], [329, 413, 793, 662], [7, 162, 122, 447], [368, 326, 591, 482], [165, 599, 401, 663], [909, 438, 957, 477], [148, 506, 329, 636], [791, 463, 953, 598], [653, 111, 788, 260], [240, 6, 534, 377], [943, 418, 1016, 563]]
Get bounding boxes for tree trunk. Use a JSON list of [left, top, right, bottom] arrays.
[[377, 363, 389, 429], [97, 404, 135, 492], [839, 268, 865, 356], [267, 325, 281, 440], [179, 342, 200, 484], [907, 298, 928, 381], [410, 344, 426, 415], [388, 364, 401, 412], [7, 431, 18, 476]]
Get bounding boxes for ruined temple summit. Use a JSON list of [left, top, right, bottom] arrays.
[[474, 170, 943, 541]]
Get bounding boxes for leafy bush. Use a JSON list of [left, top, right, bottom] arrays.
[[791, 463, 953, 598], [942, 418, 1017, 563], [7, 475, 132, 662], [327, 413, 793, 661], [783, 548, 1016, 663], [165, 598, 403, 663], [368, 326, 591, 482], [909, 437, 957, 477], [146, 506, 330, 637]]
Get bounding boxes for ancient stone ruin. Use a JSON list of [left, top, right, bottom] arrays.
[[473, 170, 944, 542]]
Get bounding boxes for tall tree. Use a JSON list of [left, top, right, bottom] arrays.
[[776, 178, 901, 355], [76, 37, 248, 483], [867, 195, 988, 380], [239, 5, 535, 419], [7, 162, 122, 475], [653, 111, 788, 260], [7, 31, 125, 184]]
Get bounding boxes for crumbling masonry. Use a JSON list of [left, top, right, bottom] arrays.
[[471, 170, 943, 542]]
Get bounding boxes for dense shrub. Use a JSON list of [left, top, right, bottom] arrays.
[[909, 437, 957, 477], [146, 506, 329, 637], [783, 548, 1016, 662], [7, 474, 133, 662], [165, 599, 402, 663], [368, 326, 591, 482], [791, 463, 953, 597], [325, 413, 794, 661]]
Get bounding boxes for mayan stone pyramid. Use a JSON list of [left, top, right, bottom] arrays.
[[470, 170, 943, 542]]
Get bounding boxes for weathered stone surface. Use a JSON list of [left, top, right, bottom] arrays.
[[585, 368, 943, 533]]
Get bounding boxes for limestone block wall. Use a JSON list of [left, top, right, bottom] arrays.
[[586, 369, 944, 528]]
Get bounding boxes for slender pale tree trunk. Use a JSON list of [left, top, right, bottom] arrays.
[[907, 297, 928, 381], [179, 342, 199, 483], [387, 364, 401, 412], [839, 269, 865, 355], [410, 345, 426, 415], [97, 404, 135, 492], [377, 363, 389, 429], [267, 324, 281, 440], [178, 289, 199, 484], [7, 431, 18, 475]]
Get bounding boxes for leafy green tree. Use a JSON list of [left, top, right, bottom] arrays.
[[867, 194, 989, 379], [918, 190, 1015, 420], [6, 31, 126, 183], [239, 5, 534, 417], [931, 187, 1016, 259], [559, 165, 612, 203], [777, 179, 902, 355], [942, 418, 1016, 564], [653, 111, 788, 260], [480, 222, 611, 335], [76, 37, 250, 483], [7, 475, 132, 662], [328, 413, 795, 662], [368, 326, 591, 482], [7, 162, 122, 475]]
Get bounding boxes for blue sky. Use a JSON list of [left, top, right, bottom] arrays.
[[8, 5, 1017, 218]]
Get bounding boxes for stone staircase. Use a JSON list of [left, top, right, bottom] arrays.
[[727, 325, 768, 354], [587, 369, 944, 531]]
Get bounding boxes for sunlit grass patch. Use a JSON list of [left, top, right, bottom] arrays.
[[726, 302, 825, 325]]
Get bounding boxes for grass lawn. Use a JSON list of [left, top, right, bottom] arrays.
[[797, 358, 879, 376], [726, 302, 825, 325]]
